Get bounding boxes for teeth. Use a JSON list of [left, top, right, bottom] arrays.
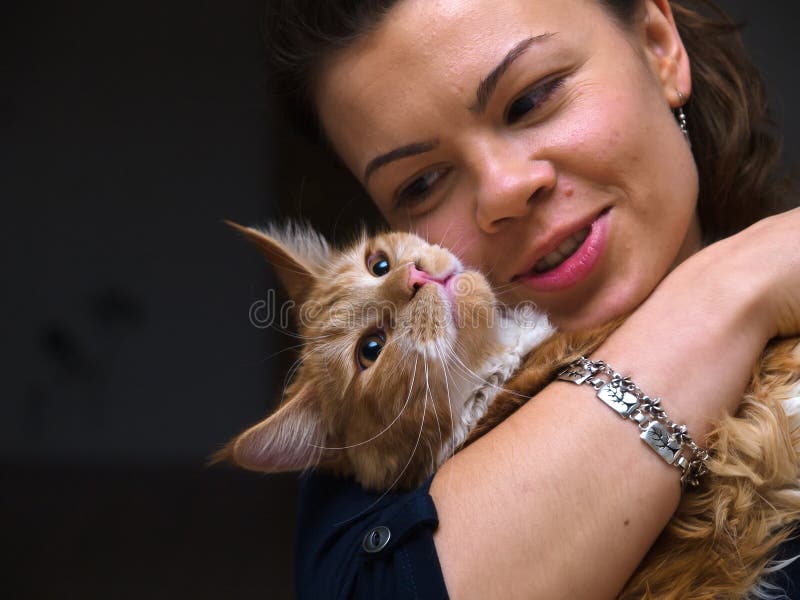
[[557, 234, 580, 255], [533, 227, 590, 273]]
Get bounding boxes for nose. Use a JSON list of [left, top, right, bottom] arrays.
[[407, 263, 448, 294], [473, 148, 556, 234]]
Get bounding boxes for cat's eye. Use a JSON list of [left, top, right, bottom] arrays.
[[357, 332, 385, 369], [367, 252, 391, 277]]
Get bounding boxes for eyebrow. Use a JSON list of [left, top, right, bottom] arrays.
[[364, 140, 439, 183], [362, 32, 555, 183], [472, 32, 556, 114]]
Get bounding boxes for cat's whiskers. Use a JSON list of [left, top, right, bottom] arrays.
[[281, 354, 306, 398], [239, 340, 315, 368], [437, 339, 486, 385], [433, 339, 458, 462], [451, 340, 527, 398], [494, 278, 527, 297], [437, 220, 465, 257], [336, 374, 431, 521], [423, 351, 444, 453], [278, 337, 344, 400], [267, 264, 314, 277], [441, 229, 469, 262], [479, 255, 505, 281], [492, 279, 522, 296], [270, 324, 336, 342], [422, 369, 434, 475], [439, 220, 455, 246], [380, 328, 410, 353], [443, 339, 529, 399], [309, 355, 420, 450], [397, 260, 416, 272], [488, 280, 526, 294]]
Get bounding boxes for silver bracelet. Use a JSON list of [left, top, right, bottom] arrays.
[[557, 357, 710, 488]]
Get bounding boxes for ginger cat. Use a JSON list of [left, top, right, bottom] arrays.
[[219, 222, 800, 599]]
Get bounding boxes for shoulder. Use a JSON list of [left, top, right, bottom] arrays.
[[295, 471, 449, 600]]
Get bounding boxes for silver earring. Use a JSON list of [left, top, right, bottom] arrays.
[[676, 91, 691, 146]]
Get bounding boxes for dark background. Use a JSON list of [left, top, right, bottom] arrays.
[[2, 1, 798, 598]]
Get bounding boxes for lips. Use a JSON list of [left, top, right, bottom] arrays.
[[512, 209, 610, 293], [533, 226, 591, 273]]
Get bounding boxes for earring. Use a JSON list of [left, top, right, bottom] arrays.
[[676, 91, 691, 147]]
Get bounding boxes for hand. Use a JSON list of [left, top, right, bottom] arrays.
[[431, 208, 800, 600], [597, 208, 800, 434], [680, 207, 800, 341]]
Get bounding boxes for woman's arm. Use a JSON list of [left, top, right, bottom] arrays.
[[430, 207, 800, 599]]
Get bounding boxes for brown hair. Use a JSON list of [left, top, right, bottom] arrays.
[[265, 0, 792, 242]]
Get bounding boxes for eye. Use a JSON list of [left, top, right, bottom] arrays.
[[505, 76, 566, 125], [395, 166, 450, 209], [367, 252, 391, 276], [357, 332, 385, 369]]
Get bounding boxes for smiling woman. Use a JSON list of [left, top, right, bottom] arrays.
[[263, 0, 800, 598], [315, 0, 703, 331]]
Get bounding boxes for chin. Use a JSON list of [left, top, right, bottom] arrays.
[[550, 284, 644, 332]]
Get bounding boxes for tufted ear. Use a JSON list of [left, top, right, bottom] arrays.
[[214, 381, 327, 473], [225, 220, 330, 304]]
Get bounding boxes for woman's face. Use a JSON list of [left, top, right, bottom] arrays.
[[315, 0, 700, 330]]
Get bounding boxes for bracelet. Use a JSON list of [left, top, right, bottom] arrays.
[[557, 357, 710, 488]]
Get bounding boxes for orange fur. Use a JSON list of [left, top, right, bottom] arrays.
[[466, 325, 800, 599], [222, 223, 800, 597], [622, 338, 800, 599], [463, 318, 624, 446], [220, 222, 511, 490]]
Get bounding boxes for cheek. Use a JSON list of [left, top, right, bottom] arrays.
[[545, 89, 642, 178], [552, 83, 696, 214]]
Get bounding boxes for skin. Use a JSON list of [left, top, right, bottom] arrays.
[[312, 0, 800, 597], [317, 0, 700, 331]]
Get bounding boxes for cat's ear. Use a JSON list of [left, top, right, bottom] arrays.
[[214, 382, 326, 473], [225, 220, 330, 303]]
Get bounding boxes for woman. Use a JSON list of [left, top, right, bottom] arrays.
[[268, 0, 800, 597]]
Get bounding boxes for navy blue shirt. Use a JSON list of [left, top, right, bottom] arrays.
[[296, 471, 800, 599], [295, 472, 449, 599]]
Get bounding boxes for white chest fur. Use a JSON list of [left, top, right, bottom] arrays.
[[436, 310, 554, 467]]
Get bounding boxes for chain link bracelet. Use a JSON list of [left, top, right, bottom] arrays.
[[557, 357, 710, 488]]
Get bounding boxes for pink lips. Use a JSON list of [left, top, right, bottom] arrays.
[[515, 210, 610, 293]]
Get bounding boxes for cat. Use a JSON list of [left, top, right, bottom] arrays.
[[217, 221, 800, 600], [216, 220, 554, 490]]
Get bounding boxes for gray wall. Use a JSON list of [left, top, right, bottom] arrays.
[[722, 0, 799, 165], [3, 0, 276, 463]]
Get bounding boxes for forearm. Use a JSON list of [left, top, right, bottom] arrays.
[[430, 261, 769, 599]]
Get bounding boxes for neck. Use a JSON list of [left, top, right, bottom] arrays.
[[671, 214, 704, 269]]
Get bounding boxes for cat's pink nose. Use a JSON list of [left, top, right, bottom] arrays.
[[408, 264, 446, 291]]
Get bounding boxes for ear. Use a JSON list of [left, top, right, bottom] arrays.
[[215, 382, 327, 473], [641, 0, 692, 107], [225, 220, 330, 303]]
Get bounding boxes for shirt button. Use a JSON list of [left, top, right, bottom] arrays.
[[362, 525, 391, 553]]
